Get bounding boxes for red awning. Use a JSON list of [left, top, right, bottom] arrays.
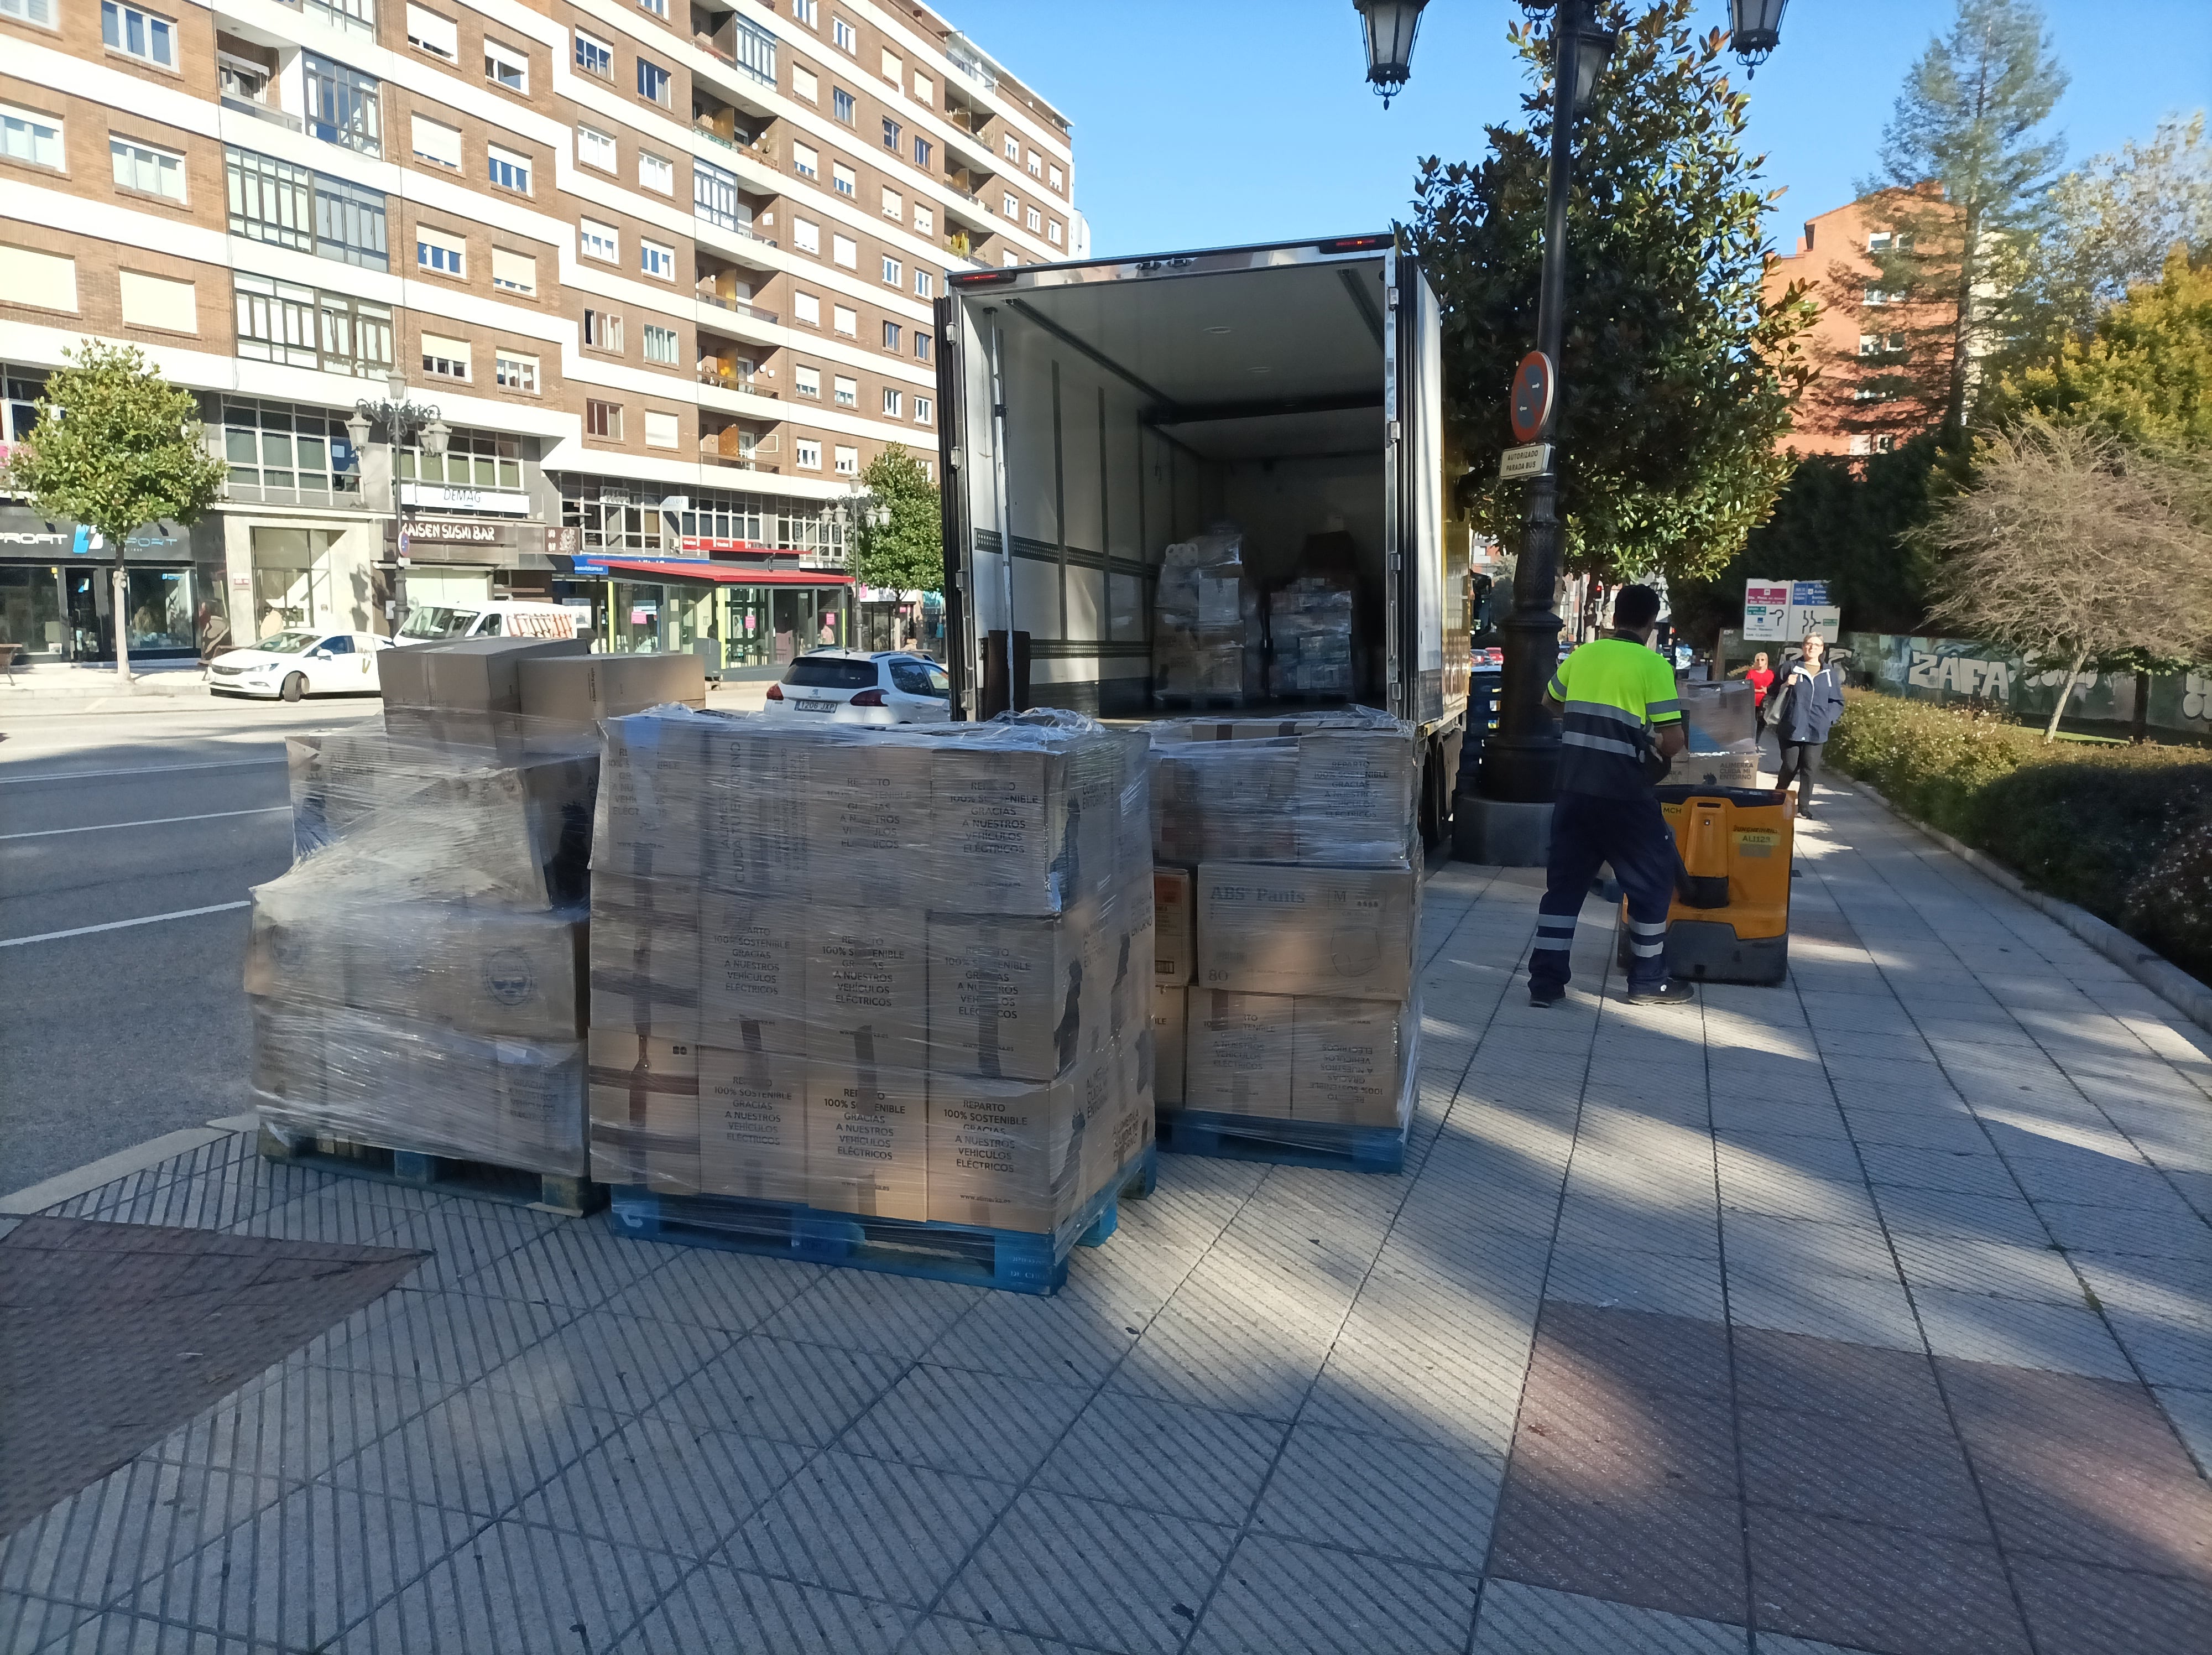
[[599, 559, 854, 587]]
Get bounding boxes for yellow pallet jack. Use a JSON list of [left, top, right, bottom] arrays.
[[1619, 784, 1796, 985]]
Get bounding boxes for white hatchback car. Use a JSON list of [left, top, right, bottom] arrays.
[[762, 649, 952, 724], [208, 630, 395, 701]]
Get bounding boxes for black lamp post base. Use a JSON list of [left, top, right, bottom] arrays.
[[1452, 794, 1555, 867]]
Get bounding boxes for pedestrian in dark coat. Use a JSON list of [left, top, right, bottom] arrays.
[[1772, 634, 1846, 816]]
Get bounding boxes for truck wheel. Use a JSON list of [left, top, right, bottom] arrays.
[[280, 673, 306, 702]]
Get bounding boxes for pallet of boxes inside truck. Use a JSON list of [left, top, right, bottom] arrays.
[[247, 637, 706, 1215], [1147, 710, 1422, 1174], [586, 705, 1157, 1295]]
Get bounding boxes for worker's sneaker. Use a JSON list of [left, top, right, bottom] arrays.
[[1529, 981, 1566, 1008], [1624, 979, 1696, 1006]]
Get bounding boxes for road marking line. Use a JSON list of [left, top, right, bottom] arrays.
[[0, 900, 252, 949], [0, 757, 287, 785], [0, 806, 290, 842]]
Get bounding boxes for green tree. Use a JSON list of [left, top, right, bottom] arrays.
[[851, 443, 945, 597], [2, 342, 225, 681], [1858, 0, 2070, 435], [2001, 246, 2212, 451], [1409, 0, 1813, 587]]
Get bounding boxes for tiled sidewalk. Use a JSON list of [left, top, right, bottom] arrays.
[[4, 783, 2210, 1654]]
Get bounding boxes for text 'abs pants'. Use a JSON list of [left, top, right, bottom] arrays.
[[1531, 789, 1678, 992]]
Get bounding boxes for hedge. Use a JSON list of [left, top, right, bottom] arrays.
[[1823, 689, 2212, 981]]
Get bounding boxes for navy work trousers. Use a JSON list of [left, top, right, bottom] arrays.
[[1530, 790, 1678, 992]]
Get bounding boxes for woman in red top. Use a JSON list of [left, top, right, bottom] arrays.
[[1733, 651, 1777, 737]]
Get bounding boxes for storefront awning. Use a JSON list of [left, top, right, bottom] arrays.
[[597, 559, 855, 587]]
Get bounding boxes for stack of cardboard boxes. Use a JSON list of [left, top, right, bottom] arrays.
[[587, 707, 1155, 1247], [1149, 707, 1420, 1146], [247, 639, 705, 1177], [1265, 577, 1355, 699], [1152, 527, 1261, 706]]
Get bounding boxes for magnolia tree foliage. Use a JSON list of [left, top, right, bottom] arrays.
[[852, 443, 945, 596], [1408, 0, 1813, 586]]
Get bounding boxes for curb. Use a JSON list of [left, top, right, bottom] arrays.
[[0, 1114, 256, 1217], [1839, 774, 2212, 1037]]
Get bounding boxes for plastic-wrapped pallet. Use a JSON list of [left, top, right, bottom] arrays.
[[1266, 577, 1354, 699], [248, 719, 600, 1178], [1148, 707, 1421, 1172], [1152, 525, 1261, 707], [588, 706, 1155, 1291], [1667, 678, 1762, 789]]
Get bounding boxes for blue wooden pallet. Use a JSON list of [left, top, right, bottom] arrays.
[[1157, 1108, 1406, 1175], [605, 1145, 1157, 1296]]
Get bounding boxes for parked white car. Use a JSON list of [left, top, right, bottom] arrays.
[[395, 598, 580, 644], [763, 649, 952, 724], [208, 631, 395, 700]]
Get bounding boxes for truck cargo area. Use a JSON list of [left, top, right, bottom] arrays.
[[940, 238, 1454, 734]]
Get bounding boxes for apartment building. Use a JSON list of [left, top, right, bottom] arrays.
[[0, 0, 1079, 664]]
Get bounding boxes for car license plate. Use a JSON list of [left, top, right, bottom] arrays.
[[796, 699, 838, 712]]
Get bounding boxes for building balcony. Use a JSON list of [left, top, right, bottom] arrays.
[[696, 290, 778, 327], [222, 95, 303, 133], [697, 367, 774, 397]]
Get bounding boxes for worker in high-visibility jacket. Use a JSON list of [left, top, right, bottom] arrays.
[[1528, 583, 1695, 1008]]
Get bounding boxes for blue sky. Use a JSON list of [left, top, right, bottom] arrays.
[[947, 0, 2212, 259]]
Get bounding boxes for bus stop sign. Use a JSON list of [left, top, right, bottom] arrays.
[[1510, 351, 1555, 445]]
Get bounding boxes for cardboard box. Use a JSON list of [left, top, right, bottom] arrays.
[[1153, 868, 1193, 984], [596, 714, 705, 885], [1152, 986, 1187, 1106], [804, 908, 930, 1072], [1078, 1039, 1150, 1201], [518, 652, 707, 736], [697, 1044, 808, 1203], [243, 882, 351, 1008], [1292, 728, 1416, 865], [587, 1029, 701, 1190], [348, 904, 588, 1042], [698, 721, 815, 894], [928, 912, 1108, 1082], [1196, 863, 1416, 1001], [1183, 990, 1293, 1118], [696, 895, 807, 1056], [932, 740, 1077, 916], [490, 1035, 590, 1175], [590, 873, 703, 1042], [926, 1069, 1082, 1232], [1149, 731, 1298, 865], [379, 636, 588, 715], [807, 1063, 927, 1220], [804, 736, 933, 903], [1292, 997, 1407, 1126], [248, 997, 326, 1110]]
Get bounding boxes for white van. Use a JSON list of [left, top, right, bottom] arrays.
[[395, 598, 580, 644]]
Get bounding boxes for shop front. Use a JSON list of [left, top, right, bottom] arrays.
[[0, 509, 221, 662], [584, 555, 855, 669], [383, 516, 566, 637]]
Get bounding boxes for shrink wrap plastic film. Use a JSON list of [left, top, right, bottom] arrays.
[[1149, 709, 1421, 1140], [1667, 679, 1762, 789], [588, 706, 1156, 1247], [1266, 577, 1355, 699], [1152, 526, 1262, 705], [249, 720, 603, 1177]]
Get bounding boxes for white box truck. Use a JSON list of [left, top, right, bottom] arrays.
[[933, 233, 1469, 840]]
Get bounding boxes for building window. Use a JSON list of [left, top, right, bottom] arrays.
[[914, 204, 933, 236], [914, 331, 931, 363], [882, 117, 900, 152], [2, 0, 57, 27], [832, 233, 856, 268], [833, 444, 857, 476], [415, 226, 465, 278], [1848, 435, 1871, 456], [1026, 151, 1041, 178], [793, 140, 818, 179], [638, 0, 666, 17], [791, 0, 815, 23], [1048, 164, 1063, 191], [914, 71, 932, 103], [881, 387, 900, 418], [1026, 206, 1041, 233], [645, 409, 679, 450], [586, 399, 622, 439], [574, 30, 612, 77], [1002, 250, 1018, 267], [832, 87, 855, 124], [795, 436, 821, 469], [637, 58, 671, 108], [833, 304, 857, 336], [214, 398, 363, 503], [111, 137, 184, 200], [413, 115, 461, 168], [303, 55, 380, 155], [790, 63, 820, 101], [407, 3, 457, 60], [226, 147, 389, 270], [420, 331, 470, 379], [487, 144, 530, 193], [580, 220, 618, 262], [577, 124, 614, 171], [881, 256, 901, 287], [583, 308, 622, 352], [914, 269, 932, 299], [234, 275, 390, 374], [833, 374, 856, 407], [831, 16, 853, 52], [833, 162, 855, 197], [695, 158, 740, 230], [794, 291, 820, 326], [101, 1, 174, 66], [639, 152, 674, 195], [793, 216, 821, 254], [399, 425, 521, 490], [881, 320, 900, 352], [881, 186, 901, 220], [643, 322, 678, 364], [495, 350, 538, 392], [491, 248, 535, 294], [880, 48, 900, 82], [794, 364, 819, 397], [485, 40, 528, 93], [1003, 192, 1018, 220], [3, 105, 62, 169], [914, 395, 931, 424], [1047, 220, 1062, 246], [913, 136, 932, 170], [1003, 134, 1018, 161], [640, 240, 675, 280]]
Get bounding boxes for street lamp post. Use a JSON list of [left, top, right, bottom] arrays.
[[346, 373, 449, 639]]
